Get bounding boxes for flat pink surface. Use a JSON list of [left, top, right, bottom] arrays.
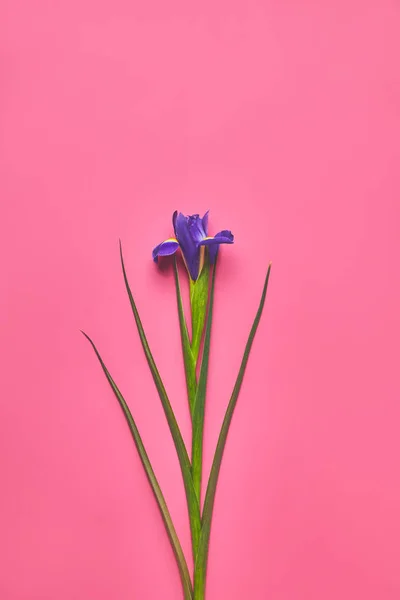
[[1, 1, 400, 599]]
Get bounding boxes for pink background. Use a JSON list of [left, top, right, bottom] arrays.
[[1, 1, 400, 599]]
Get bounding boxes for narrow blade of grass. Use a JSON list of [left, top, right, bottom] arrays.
[[191, 255, 218, 505], [193, 264, 272, 599], [173, 257, 197, 417], [119, 241, 201, 558], [81, 331, 193, 600]]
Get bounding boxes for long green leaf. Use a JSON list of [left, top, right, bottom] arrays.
[[173, 257, 197, 416], [193, 264, 272, 599], [119, 242, 201, 557], [191, 256, 218, 505], [81, 332, 193, 600]]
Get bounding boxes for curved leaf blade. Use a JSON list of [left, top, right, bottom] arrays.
[[81, 331, 193, 600], [119, 242, 201, 557], [193, 264, 272, 599]]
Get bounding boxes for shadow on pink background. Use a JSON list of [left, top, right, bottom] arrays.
[[1, 1, 400, 598]]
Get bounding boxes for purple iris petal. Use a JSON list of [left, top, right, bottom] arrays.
[[201, 210, 209, 236], [152, 239, 179, 262], [198, 230, 234, 263], [154, 210, 233, 278], [187, 214, 207, 244], [174, 212, 201, 280], [198, 230, 234, 246]]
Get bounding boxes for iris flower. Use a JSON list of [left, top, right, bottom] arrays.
[[152, 211, 234, 280]]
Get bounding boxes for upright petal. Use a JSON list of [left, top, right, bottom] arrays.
[[152, 238, 179, 262], [172, 210, 178, 233], [174, 212, 201, 280], [201, 210, 209, 236], [198, 230, 234, 263], [187, 214, 207, 244]]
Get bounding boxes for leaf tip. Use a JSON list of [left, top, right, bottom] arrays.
[[80, 330, 93, 344]]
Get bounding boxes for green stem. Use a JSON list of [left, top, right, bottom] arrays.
[[173, 257, 197, 417], [119, 242, 201, 559], [190, 259, 210, 364], [81, 332, 193, 600], [191, 257, 217, 505], [194, 264, 272, 600]]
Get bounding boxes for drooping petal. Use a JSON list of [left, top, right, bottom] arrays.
[[174, 212, 201, 280], [152, 238, 179, 262], [198, 230, 234, 246], [198, 230, 234, 263]]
